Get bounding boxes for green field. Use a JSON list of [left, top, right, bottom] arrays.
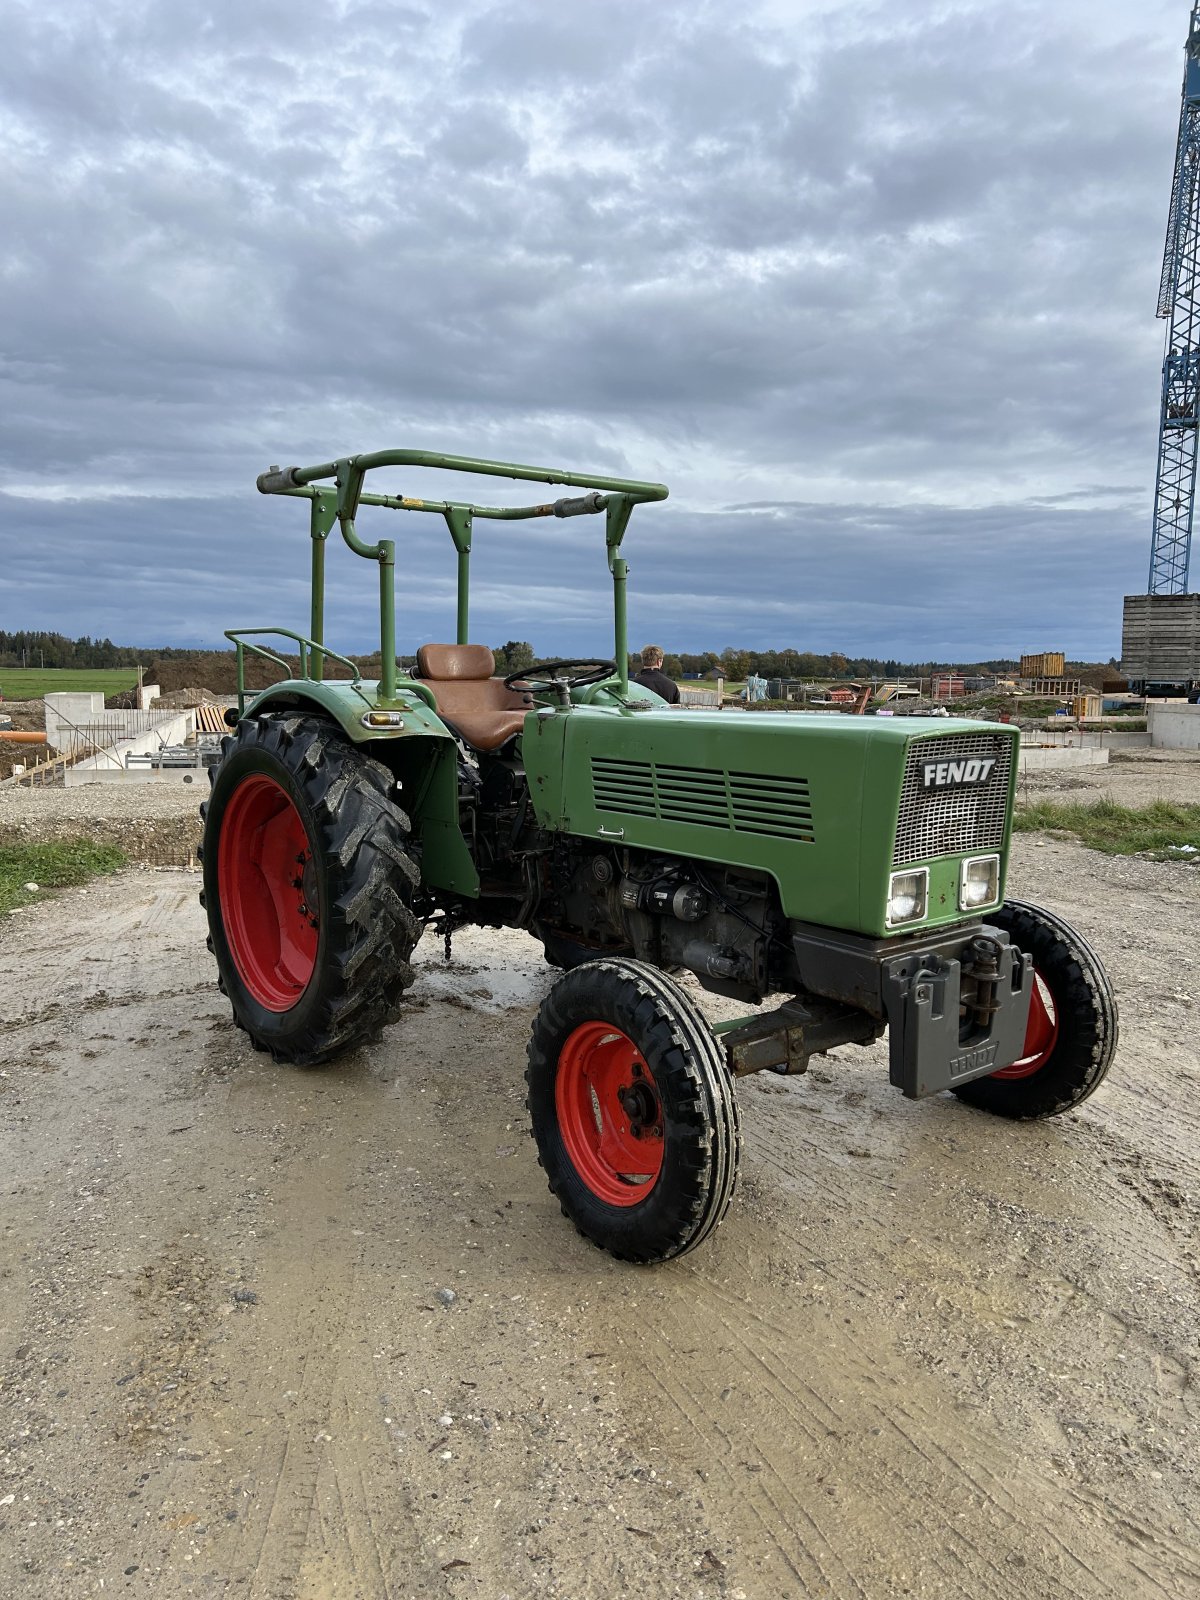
[[0, 667, 138, 699]]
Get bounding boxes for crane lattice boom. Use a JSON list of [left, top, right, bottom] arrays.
[[1151, 4, 1200, 594]]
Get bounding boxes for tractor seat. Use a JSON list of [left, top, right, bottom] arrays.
[[414, 644, 533, 751]]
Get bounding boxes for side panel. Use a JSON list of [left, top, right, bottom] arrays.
[[525, 706, 872, 930], [400, 741, 480, 896], [523, 706, 1019, 939]]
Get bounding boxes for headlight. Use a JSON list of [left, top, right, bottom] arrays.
[[959, 854, 1000, 911], [887, 868, 928, 927]]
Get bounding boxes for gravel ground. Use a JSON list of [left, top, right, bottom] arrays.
[[0, 784, 202, 866], [1017, 749, 1200, 807], [0, 760, 1199, 1596]]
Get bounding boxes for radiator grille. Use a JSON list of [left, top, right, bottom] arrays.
[[894, 733, 1012, 867], [591, 758, 814, 842]]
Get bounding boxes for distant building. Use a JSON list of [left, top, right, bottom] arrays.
[[1020, 652, 1066, 679], [932, 674, 966, 698]]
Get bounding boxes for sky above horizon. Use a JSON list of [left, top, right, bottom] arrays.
[[0, 0, 1191, 662]]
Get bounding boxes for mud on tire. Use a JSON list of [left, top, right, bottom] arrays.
[[526, 957, 741, 1263], [199, 714, 420, 1065], [952, 899, 1118, 1119]]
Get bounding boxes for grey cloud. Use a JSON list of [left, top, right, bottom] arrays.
[[0, 0, 1184, 660]]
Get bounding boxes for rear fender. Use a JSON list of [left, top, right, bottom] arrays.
[[244, 678, 443, 742], [242, 680, 478, 896]]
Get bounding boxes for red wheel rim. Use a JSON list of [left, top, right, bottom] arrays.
[[217, 774, 318, 1012], [555, 1023, 664, 1206], [992, 968, 1059, 1080]]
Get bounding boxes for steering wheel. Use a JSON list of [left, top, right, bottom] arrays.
[[503, 658, 617, 698]]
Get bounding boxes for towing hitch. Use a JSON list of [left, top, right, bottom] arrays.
[[715, 997, 883, 1077]]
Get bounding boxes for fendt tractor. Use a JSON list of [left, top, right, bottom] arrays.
[[200, 449, 1118, 1263]]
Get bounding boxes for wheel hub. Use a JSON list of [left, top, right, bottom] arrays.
[[555, 1023, 665, 1206], [617, 1076, 661, 1139], [217, 773, 319, 1012]]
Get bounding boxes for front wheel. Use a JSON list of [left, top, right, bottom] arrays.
[[952, 900, 1117, 1119], [526, 958, 741, 1263]]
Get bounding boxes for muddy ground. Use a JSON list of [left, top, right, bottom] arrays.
[[2, 778, 1199, 1597]]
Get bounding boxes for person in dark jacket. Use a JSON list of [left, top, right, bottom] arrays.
[[633, 644, 680, 704]]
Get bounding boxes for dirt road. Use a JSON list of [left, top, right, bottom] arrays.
[[1, 839, 1198, 1599]]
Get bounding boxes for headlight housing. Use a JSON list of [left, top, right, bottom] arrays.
[[959, 854, 1000, 911], [886, 867, 928, 927]]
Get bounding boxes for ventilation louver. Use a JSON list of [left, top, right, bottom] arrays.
[[591, 757, 814, 842]]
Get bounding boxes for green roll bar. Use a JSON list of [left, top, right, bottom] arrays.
[[254, 448, 669, 703]]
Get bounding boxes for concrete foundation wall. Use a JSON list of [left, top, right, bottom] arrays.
[[45, 693, 189, 759], [65, 764, 207, 786], [1018, 745, 1110, 772], [1148, 702, 1200, 750], [1029, 728, 1150, 750], [63, 709, 196, 785]]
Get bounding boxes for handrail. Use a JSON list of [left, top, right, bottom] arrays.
[[254, 448, 669, 702], [227, 628, 367, 716]]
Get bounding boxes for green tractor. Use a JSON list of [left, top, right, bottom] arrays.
[[200, 448, 1117, 1263]]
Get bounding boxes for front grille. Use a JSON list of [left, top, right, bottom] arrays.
[[894, 733, 1012, 867], [591, 757, 814, 842]]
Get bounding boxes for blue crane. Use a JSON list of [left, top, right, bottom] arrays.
[[1150, 5, 1200, 592], [1151, 3, 1200, 594]]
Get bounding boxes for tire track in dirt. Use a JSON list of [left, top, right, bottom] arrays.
[[599, 1220, 1199, 1599], [4, 854, 1200, 1598], [199, 1068, 418, 1600]]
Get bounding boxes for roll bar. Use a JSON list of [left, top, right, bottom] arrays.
[[254, 448, 669, 701]]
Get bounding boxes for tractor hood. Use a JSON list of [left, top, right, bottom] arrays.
[[522, 705, 1020, 939]]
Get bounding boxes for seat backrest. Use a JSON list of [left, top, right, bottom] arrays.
[[416, 644, 495, 681]]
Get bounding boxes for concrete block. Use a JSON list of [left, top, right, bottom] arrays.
[[44, 692, 105, 753], [1149, 702, 1200, 751]]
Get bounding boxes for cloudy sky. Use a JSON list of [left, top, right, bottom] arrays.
[[0, 0, 1191, 662]]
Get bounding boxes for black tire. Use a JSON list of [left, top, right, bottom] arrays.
[[526, 957, 741, 1263], [199, 715, 420, 1065], [952, 900, 1117, 1119]]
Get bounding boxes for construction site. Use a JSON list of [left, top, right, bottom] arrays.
[[1, 740, 1198, 1597], [5, 8, 1200, 1600]]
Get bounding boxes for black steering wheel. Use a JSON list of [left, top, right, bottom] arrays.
[[503, 658, 617, 697]]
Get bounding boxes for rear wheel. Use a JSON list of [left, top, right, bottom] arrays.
[[199, 715, 420, 1065], [526, 958, 741, 1262], [953, 900, 1117, 1119]]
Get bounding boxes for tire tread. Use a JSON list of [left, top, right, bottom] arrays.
[[199, 714, 419, 1066]]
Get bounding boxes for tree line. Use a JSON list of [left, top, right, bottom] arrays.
[[0, 631, 1110, 691]]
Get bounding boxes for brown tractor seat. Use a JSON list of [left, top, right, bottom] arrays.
[[414, 644, 534, 751]]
